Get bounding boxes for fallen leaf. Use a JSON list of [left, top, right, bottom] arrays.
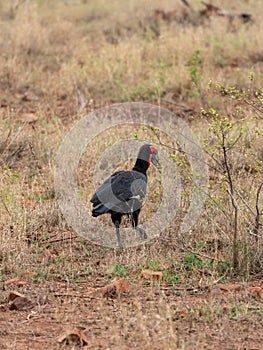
[[9, 297, 35, 310], [99, 278, 131, 298], [114, 278, 131, 292], [5, 278, 27, 286], [100, 283, 117, 298], [140, 269, 163, 282], [8, 291, 26, 301], [8, 292, 35, 310], [22, 113, 38, 123], [217, 283, 242, 292], [23, 271, 38, 278], [58, 327, 89, 345], [247, 286, 263, 298]]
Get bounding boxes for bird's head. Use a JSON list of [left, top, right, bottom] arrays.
[[148, 145, 159, 168], [134, 144, 159, 173]]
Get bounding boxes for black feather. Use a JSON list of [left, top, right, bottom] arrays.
[[90, 144, 158, 247], [90, 170, 147, 216]]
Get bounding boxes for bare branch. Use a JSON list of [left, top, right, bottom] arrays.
[[222, 132, 239, 270], [180, 0, 194, 11], [253, 182, 263, 241]]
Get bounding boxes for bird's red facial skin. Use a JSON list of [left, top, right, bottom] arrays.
[[150, 146, 157, 153], [148, 154, 152, 169], [148, 146, 157, 168]]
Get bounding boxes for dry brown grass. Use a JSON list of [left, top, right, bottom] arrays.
[[0, 0, 262, 104], [0, 1, 263, 349]]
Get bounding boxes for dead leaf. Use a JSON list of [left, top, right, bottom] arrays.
[[217, 283, 242, 292], [5, 278, 27, 286], [247, 286, 263, 298], [58, 327, 89, 345], [8, 291, 26, 301], [100, 278, 131, 298], [9, 297, 35, 310], [114, 278, 131, 292], [8, 292, 35, 310], [23, 113, 38, 123], [23, 271, 38, 278], [140, 269, 163, 282], [101, 283, 117, 298]]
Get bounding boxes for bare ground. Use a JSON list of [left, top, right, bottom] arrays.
[[0, 84, 262, 350], [1, 273, 263, 350], [0, 87, 262, 350]]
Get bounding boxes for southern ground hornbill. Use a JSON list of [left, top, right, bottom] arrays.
[[90, 144, 159, 247]]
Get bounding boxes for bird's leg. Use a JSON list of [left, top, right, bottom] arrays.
[[111, 214, 123, 248], [135, 226, 147, 240], [131, 209, 147, 241], [115, 221, 123, 248]]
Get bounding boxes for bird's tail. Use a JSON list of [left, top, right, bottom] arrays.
[[92, 203, 110, 217]]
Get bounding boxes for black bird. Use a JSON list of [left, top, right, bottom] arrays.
[[90, 144, 159, 247]]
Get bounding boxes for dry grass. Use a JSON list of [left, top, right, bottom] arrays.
[[0, 0, 263, 104], [0, 0, 263, 349]]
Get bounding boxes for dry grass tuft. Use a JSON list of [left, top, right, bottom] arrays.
[[0, 1, 263, 348]]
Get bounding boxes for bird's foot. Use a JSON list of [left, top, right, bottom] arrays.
[[116, 227, 123, 248], [117, 240, 123, 249], [135, 226, 147, 241]]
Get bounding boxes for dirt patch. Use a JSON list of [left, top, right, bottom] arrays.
[[1, 277, 262, 350]]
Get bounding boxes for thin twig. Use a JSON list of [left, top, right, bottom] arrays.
[[0, 196, 12, 216], [222, 133, 238, 270], [149, 127, 226, 177], [234, 188, 256, 216], [253, 182, 263, 241], [47, 235, 78, 245]]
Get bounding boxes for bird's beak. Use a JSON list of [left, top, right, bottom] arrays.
[[151, 151, 160, 168]]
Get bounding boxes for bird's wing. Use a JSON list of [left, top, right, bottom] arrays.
[[90, 171, 124, 206], [90, 170, 147, 208], [111, 170, 147, 202]]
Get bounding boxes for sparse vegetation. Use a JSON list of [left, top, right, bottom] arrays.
[[0, 0, 262, 349]]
